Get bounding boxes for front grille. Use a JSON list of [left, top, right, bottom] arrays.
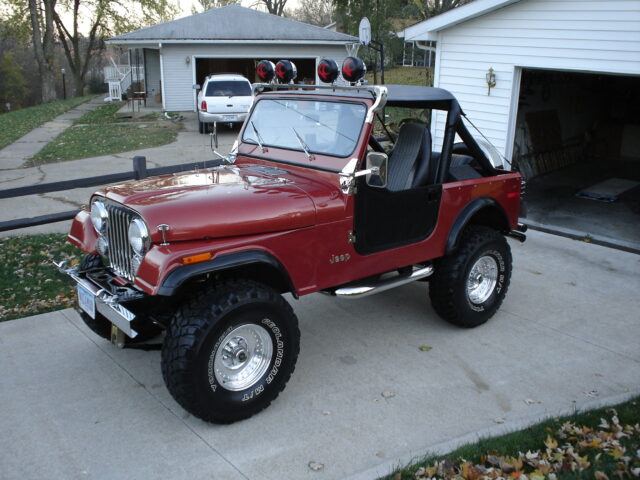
[[105, 202, 137, 282]]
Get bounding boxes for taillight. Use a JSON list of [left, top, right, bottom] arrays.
[[200, 100, 207, 111]]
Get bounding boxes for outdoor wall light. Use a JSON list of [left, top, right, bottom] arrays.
[[486, 67, 496, 95], [186, 56, 191, 65]]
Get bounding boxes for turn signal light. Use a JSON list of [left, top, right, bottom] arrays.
[[182, 252, 213, 265]]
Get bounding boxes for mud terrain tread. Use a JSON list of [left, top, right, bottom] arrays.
[[161, 279, 300, 423], [429, 226, 511, 328]]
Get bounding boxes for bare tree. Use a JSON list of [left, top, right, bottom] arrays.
[[191, 0, 237, 14], [28, 0, 58, 102], [256, 0, 288, 16], [286, 0, 333, 26], [414, 0, 473, 19]]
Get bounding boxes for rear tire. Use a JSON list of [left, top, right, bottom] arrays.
[[198, 120, 205, 134], [429, 226, 512, 328], [161, 280, 300, 423]]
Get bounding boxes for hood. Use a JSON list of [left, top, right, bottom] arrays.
[[100, 165, 316, 243]]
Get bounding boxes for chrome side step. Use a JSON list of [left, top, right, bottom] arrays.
[[329, 265, 434, 299]]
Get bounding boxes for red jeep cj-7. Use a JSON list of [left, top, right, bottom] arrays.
[[57, 58, 526, 423]]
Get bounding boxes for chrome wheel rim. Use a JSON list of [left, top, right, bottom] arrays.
[[467, 255, 498, 304], [213, 324, 273, 391]]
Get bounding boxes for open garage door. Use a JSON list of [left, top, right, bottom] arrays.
[[195, 58, 317, 88], [513, 69, 640, 251]]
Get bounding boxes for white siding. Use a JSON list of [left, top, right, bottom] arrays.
[[431, 0, 640, 162], [161, 43, 349, 111]]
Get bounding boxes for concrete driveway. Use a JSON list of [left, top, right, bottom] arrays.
[[1, 230, 639, 480]]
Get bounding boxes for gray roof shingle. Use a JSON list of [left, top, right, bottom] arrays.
[[110, 5, 357, 42]]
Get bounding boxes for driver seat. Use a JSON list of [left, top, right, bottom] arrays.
[[386, 123, 433, 191]]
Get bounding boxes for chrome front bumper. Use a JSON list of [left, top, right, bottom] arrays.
[[54, 261, 139, 338]]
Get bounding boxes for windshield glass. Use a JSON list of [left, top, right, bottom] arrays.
[[205, 80, 251, 97], [242, 99, 367, 158]]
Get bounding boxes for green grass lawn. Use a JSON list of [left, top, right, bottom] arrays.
[[386, 397, 640, 479], [0, 234, 83, 321], [366, 66, 434, 87], [0, 96, 93, 150], [27, 102, 179, 165]]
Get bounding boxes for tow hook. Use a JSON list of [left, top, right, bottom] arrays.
[[111, 325, 126, 349]]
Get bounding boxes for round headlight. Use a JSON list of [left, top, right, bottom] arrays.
[[90, 199, 108, 234], [128, 218, 150, 255]]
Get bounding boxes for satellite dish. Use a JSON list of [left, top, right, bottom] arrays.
[[359, 17, 371, 46]]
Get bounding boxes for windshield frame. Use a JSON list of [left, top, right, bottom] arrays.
[[241, 97, 368, 160]]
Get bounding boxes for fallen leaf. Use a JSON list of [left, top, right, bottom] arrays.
[[381, 391, 396, 399], [308, 461, 324, 471], [494, 417, 505, 424], [524, 398, 540, 405], [544, 435, 558, 450], [595, 472, 609, 480], [419, 345, 432, 351]]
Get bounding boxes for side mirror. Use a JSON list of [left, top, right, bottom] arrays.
[[193, 84, 201, 90], [365, 151, 388, 188]]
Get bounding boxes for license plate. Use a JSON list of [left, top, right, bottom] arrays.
[[77, 284, 96, 319], [222, 115, 237, 121]]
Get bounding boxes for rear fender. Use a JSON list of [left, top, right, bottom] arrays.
[[445, 197, 509, 255]]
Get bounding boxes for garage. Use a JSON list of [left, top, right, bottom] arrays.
[[513, 69, 640, 249], [401, 0, 640, 250], [195, 57, 318, 87], [107, 4, 358, 112]]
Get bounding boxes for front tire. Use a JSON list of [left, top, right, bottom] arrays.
[[161, 280, 300, 423], [429, 226, 512, 328]]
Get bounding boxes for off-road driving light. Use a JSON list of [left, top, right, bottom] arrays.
[[90, 199, 108, 234], [128, 218, 150, 255], [256, 60, 276, 82], [275, 60, 297, 83], [317, 58, 339, 83], [341, 56, 366, 83]]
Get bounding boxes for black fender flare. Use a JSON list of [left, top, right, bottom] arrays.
[[157, 249, 296, 297], [445, 197, 509, 255]]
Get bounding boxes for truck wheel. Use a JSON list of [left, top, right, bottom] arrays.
[[161, 280, 300, 423], [198, 120, 205, 134], [429, 226, 512, 328], [77, 255, 161, 343]]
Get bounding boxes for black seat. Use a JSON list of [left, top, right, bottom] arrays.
[[386, 123, 433, 191]]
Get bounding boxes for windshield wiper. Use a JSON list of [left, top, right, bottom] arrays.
[[251, 121, 266, 152], [292, 128, 314, 161]]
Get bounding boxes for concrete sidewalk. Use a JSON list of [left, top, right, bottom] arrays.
[[0, 97, 104, 170], [1, 231, 639, 480], [0, 116, 239, 236]]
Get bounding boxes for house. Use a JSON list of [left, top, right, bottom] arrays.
[[105, 4, 358, 111], [401, 0, 640, 249]]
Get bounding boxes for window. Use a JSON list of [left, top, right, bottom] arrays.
[[205, 80, 252, 97]]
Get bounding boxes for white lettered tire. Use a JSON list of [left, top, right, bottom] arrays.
[[161, 280, 300, 423]]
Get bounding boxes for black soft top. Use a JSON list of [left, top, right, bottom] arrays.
[[385, 85, 459, 110]]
